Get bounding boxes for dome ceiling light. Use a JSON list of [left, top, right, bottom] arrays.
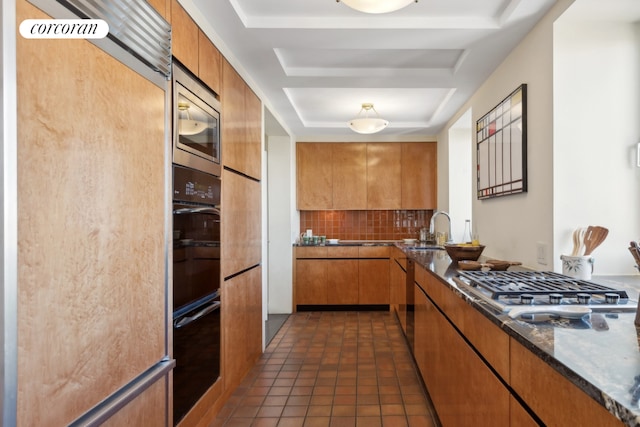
[[177, 101, 208, 136], [336, 0, 418, 14], [348, 103, 389, 134]]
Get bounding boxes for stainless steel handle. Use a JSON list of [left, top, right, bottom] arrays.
[[174, 301, 220, 329], [174, 206, 221, 216], [637, 142, 639, 167]]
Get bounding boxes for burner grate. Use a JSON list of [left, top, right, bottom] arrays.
[[457, 271, 629, 300]]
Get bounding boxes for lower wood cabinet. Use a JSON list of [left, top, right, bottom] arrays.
[[510, 338, 624, 427], [414, 283, 510, 426], [294, 246, 390, 307], [390, 253, 407, 331], [358, 259, 390, 304], [223, 266, 262, 392]]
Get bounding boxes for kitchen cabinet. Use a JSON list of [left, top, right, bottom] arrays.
[[17, 0, 168, 424], [147, 0, 169, 20], [366, 143, 402, 209], [333, 143, 367, 210], [390, 248, 407, 330], [297, 143, 334, 210], [171, 0, 199, 73], [414, 282, 510, 426], [296, 142, 436, 210], [198, 30, 222, 95], [171, 0, 223, 95], [223, 266, 263, 392], [327, 246, 359, 304], [295, 259, 328, 304], [510, 338, 624, 427], [402, 142, 437, 209], [221, 170, 261, 278], [222, 59, 262, 179], [294, 245, 391, 307]]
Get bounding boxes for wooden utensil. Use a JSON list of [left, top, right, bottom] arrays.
[[583, 226, 609, 256], [571, 228, 586, 256]]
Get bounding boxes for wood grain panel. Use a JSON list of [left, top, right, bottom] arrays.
[[103, 378, 168, 426], [295, 260, 328, 305], [147, 0, 168, 20], [327, 260, 359, 304], [510, 396, 539, 427], [332, 143, 367, 210], [401, 142, 437, 209], [198, 30, 222, 95], [221, 170, 261, 278], [414, 284, 510, 426], [510, 338, 624, 427], [171, 0, 198, 73], [17, 1, 166, 424], [244, 86, 262, 180], [366, 143, 401, 209], [358, 259, 390, 304], [326, 246, 359, 258], [296, 143, 333, 210], [221, 59, 262, 179], [296, 246, 328, 258]]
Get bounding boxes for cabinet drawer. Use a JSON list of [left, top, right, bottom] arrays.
[[296, 246, 328, 258], [358, 246, 390, 258], [327, 246, 359, 258]]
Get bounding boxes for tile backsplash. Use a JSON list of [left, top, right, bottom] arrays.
[[299, 210, 433, 241]]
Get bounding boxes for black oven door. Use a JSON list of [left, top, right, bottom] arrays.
[[173, 291, 220, 425]]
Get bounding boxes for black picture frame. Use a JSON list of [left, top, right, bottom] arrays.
[[476, 84, 527, 200]]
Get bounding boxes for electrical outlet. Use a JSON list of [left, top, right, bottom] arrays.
[[537, 242, 548, 265]]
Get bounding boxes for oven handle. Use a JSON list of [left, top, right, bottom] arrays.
[[174, 301, 221, 329], [173, 206, 221, 216]]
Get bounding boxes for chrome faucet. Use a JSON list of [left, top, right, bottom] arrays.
[[429, 210, 452, 243]]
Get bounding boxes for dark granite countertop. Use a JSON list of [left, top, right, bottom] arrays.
[[399, 244, 640, 427], [294, 240, 399, 247]]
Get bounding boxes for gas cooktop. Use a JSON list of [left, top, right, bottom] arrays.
[[453, 270, 635, 313]]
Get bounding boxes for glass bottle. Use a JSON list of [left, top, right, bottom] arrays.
[[462, 219, 472, 243]]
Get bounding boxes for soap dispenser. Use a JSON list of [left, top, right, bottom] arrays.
[[462, 220, 472, 243]]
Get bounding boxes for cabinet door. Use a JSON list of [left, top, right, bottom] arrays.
[[332, 143, 367, 210], [244, 86, 262, 180], [198, 30, 222, 94], [223, 267, 262, 392], [296, 143, 333, 210], [171, 0, 198, 73], [390, 257, 407, 331], [327, 259, 359, 304], [414, 282, 510, 426], [401, 142, 437, 209], [295, 260, 328, 305], [147, 0, 168, 20], [222, 170, 261, 278], [367, 143, 401, 209], [510, 338, 623, 427], [358, 259, 390, 304]]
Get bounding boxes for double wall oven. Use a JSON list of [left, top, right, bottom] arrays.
[[172, 61, 222, 425]]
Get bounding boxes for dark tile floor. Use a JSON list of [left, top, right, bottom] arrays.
[[211, 311, 439, 427]]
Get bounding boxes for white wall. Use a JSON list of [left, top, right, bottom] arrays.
[[553, 19, 640, 274], [266, 135, 295, 313], [447, 110, 473, 241], [437, 0, 575, 269]]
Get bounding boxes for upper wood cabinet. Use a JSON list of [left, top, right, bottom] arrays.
[[170, 0, 222, 94], [333, 143, 367, 210], [367, 143, 402, 209], [221, 59, 262, 179], [147, 0, 169, 20], [297, 143, 333, 210], [296, 142, 436, 210], [171, 0, 198, 73], [198, 30, 222, 95], [402, 142, 437, 209]]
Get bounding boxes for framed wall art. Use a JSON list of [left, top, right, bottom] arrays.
[[476, 84, 527, 200]]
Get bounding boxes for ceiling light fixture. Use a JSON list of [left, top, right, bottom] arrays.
[[336, 0, 417, 14], [348, 103, 389, 134], [177, 101, 208, 136]]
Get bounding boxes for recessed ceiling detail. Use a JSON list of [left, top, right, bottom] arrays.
[[190, 0, 558, 139]]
